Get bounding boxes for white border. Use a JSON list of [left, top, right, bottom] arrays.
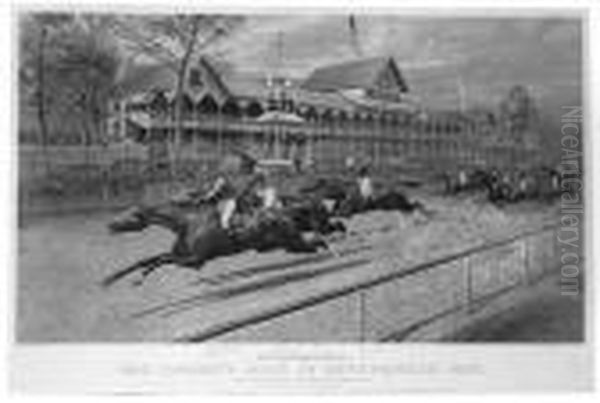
[[2, 0, 598, 397]]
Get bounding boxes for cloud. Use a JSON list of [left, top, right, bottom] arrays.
[[214, 15, 582, 109]]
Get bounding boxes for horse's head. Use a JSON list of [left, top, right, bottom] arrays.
[[108, 206, 150, 233]]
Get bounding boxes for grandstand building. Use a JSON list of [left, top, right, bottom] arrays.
[[108, 55, 541, 174]]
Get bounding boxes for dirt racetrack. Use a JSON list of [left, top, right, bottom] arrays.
[[17, 193, 561, 342]]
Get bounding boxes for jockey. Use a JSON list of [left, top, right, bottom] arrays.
[[501, 170, 512, 186], [518, 171, 528, 193], [173, 155, 248, 231], [254, 167, 281, 210], [550, 169, 560, 192], [458, 168, 468, 188], [210, 179, 237, 230], [490, 167, 500, 181], [345, 156, 356, 174], [356, 163, 374, 203]]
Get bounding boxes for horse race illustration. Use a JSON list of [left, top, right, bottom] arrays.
[[17, 12, 584, 344]]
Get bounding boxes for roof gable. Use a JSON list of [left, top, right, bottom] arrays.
[[220, 70, 269, 99], [190, 56, 231, 102], [114, 56, 231, 103], [115, 61, 177, 97], [301, 57, 409, 94]]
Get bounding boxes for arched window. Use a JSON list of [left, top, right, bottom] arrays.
[[149, 91, 168, 115], [445, 121, 454, 134], [246, 100, 264, 118], [197, 94, 219, 114], [305, 106, 318, 122], [296, 104, 309, 117], [320, 108, 333, 122], [364, 113, 375, 132], [181, 93, 194, 115], [189, 68, 203, 88], [222, 99, 241, 117]]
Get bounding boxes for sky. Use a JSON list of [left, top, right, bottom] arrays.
[[214, 15, 582, 112]]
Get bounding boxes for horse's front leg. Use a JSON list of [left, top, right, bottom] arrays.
[[102, 253, 173, 288], [136, 254, 178, 283], [136, 254, 209, 286]]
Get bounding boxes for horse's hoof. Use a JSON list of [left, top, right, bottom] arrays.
[[132, 278, 144, 287]]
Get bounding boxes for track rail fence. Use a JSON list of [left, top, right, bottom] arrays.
[[175, 224, 557, 342]]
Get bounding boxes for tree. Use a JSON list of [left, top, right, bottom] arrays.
[[19, 13, 72, 171], [499, 85, 539, 142], [52, 15, 123, 146], [111, 14, 243, 175]]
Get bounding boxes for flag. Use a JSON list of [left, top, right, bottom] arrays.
[[349, 15, 356, 32], [348, 15, 362, 56]]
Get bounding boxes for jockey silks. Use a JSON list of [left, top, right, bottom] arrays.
[[358, 176, 374, 200]]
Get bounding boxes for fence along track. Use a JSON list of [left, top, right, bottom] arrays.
[[174, 223, 556, 342], [131, 242, 373, 319], [133, 256, 372, 320], [191, 242, 372, 286]]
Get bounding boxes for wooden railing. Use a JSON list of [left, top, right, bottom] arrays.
[[172, 223, 557, 342]]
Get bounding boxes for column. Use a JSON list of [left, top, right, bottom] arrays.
[[217, 105, 223, 159]]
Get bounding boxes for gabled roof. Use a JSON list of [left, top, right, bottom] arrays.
[[301, 56, 409, 93], [115, 61, 177, 98], [295, 90, 355, 112], [114, 56, 230, 101], [221, 70, 269, 99], [195, 56, 232, 99], [112, 56, 417, 113]]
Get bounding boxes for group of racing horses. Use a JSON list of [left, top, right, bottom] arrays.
[[102, 163, 563, 288], [102, 171, 429, 287], [442, 166, 563, 204]]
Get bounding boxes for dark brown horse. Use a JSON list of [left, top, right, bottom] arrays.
[[483, 168, 562, 205], [174, 183, 346, 237], [102, 201, 328, 287], [278, 194, 347, 235], [335, 188, 433, 218], [295, 175, 353, 213], [296, 175, 433, 219], [441, 168, 490, 195]]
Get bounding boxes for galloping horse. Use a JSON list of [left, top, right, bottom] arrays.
[[442, 168, 489, 195], [483, 168, 562, 205], [295, 175, 432, 219], [335, 188, 433, 218], [278, 194, 347, 235], [296, 175, 354, 212], [512, 169, 563, 203], [174, 182, 346, 237], [102, 200, 328, 287], [482, 170, 514, 204]]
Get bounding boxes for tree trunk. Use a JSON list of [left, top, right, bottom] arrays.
[[171, 19, 200, 180], [172, 66, 185, 179], [36, 26, 51, 175]]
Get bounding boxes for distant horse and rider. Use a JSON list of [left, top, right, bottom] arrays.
[[297, 159, 434, 219], [441, 165, 563, 205], [441, 167, 489, 195]]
